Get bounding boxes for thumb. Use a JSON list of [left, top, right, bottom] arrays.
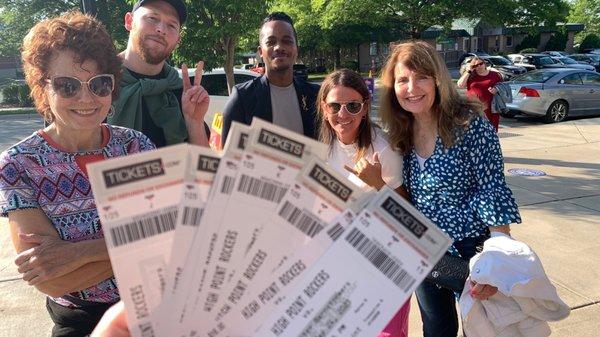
[[372, 152, 380, 164]]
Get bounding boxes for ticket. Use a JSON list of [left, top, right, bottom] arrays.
[[254, 187, 452, 337], [198, 157, 367, 337], [87, 144, 189, 337], [148, 145, 220, 334], [180, 119, 328, 337], [157, 123, 251, 337]]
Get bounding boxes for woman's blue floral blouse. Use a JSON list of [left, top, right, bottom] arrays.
[[403, 116, 521, 246]]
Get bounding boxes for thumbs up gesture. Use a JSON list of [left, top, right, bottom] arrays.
[[344, 152, 386, 190]]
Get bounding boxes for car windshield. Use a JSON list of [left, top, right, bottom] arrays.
[[559, 58, 577, 64], [588, 54, 600, 61], [537, 56, 555, 65], [512, 71, 555, 83], [488, 57, 512, 66]]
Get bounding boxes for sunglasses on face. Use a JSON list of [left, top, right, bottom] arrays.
[[46, 74, 115, 99], [474, 62, 485, 67], [325, 101, 365, 115]]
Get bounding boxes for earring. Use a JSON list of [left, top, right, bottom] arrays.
[[107, 105, 115, 119]]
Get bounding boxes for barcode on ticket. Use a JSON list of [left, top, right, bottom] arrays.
[[221, 176, 235, 195], [109, 208, 178, 248], [237, 174, 287, 202], [326, 223, 345, 241], [278, 201, 324, 238], [182, 207, 203, 227], [345, 227, 416, 292]]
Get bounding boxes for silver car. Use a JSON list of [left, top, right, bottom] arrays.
[[550, 56, 596, 72], [506, 69, 600, 123]]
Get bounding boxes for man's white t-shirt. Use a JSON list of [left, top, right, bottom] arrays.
[[269, 83, 304, 135], [327, 127, 403, 190]]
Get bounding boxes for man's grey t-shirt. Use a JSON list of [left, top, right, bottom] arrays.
[[269, 83, 304, 135]]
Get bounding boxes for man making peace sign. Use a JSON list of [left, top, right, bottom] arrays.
[[110, 0, 210, 147]]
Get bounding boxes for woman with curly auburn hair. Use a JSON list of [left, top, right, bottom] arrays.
[[379, 41, 521, 337], [0, 11, 155, 336]]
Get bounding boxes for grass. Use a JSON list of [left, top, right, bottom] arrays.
[[0, 107, 36, 116]]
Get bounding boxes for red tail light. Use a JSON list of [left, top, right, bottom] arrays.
[[518, 87, 540, 97]]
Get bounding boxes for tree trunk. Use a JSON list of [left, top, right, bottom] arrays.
[[223, 36, 238, 95], [334, 47, 341, 69]]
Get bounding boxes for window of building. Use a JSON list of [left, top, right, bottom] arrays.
[[506, 35, 513, 47]]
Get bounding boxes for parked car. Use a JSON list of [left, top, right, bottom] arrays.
[[569, 54, 600, 71], [506, 69, 600, 123], [459, 55, 527, 80], [176, 67, 260, 125], [293, 64, 309, 81], [507, 54, 566, 71], [582, 48, 600, 54], [550, 57, 596, 72], [541, 51, 570, 57]]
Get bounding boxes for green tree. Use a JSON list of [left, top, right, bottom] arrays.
[[0, 0, 130, 58], [579, 33, 600, 51], [568, 0, 600, 44], [176, 1, 270, 94]]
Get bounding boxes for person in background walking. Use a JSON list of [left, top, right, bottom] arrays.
[[457, 56, 502, 131]]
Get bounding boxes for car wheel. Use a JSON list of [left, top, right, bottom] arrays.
[[501, 110, 516, 118], [544, 100, 568, 123]]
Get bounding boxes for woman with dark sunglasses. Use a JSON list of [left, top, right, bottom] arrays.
[[457, 56, 503, 131], [316, 69, 411, 337], [0, 12, 155, 336]]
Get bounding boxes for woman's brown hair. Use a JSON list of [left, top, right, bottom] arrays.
[[317, 69, 375, 162], [379, 41, 483, 155], [21, 11, 122, 122]]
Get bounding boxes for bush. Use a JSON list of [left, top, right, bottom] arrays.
[[1, 80, 32, 107], [579, 34, 600, 52], [519, 47, 537, 54], [515, 33, 540, 52], [340, 60, 359, 71], [544, 31, 567, 51]]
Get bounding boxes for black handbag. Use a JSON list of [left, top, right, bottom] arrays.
[[426, 253, 470, 293]]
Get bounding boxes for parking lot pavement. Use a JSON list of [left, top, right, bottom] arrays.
[[1, 113, 599, 336], [0, 114, 44, 152]]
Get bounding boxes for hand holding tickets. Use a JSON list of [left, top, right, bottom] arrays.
[[87, 118, 452, 337]]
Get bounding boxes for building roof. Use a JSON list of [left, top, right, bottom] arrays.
[[451, 19, 481, 35]]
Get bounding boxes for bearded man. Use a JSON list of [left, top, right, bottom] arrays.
[[110, 0, 209, 147]]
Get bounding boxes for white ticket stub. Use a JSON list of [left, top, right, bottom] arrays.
[[181, 119, 328, 337], [87, 144, 189, 337], [254, 187, 452, 337], [198, 156, 365, 337], [151, 145, 220, 333], [217, 209, 356, 337], [158, 123, 251, 337]]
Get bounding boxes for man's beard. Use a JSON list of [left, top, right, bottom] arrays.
[[134, 32, 175, 65]]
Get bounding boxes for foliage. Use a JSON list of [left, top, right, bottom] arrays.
[[568, 0, 600, 44], [1, 80, 32, 107], [579, 34, 600, 51], [174, 1, 270, 93], [515, 33, 541, 52], [544, 30, 568, 51], [519, 47, 538, 53], [0, 0, 130, 58]]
